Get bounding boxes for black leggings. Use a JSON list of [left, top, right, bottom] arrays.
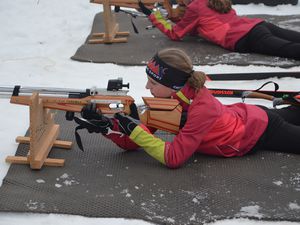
[[253, 106, 300, 154], [235, 21, 300, 60]]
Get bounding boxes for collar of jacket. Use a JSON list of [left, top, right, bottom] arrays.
[[171, 83, 196, 111]]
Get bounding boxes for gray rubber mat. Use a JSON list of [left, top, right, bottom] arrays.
[[71, 13, 300, 68], [0, 111, 300, 224]]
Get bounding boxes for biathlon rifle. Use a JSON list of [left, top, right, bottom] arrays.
[[0, 78, 184, 150], [0, 79, 298, 123]]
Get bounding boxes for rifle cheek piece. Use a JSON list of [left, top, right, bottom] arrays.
[[139, 97, 182, 134]]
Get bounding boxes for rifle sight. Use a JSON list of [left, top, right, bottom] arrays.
[[107, 78, 130, 91]]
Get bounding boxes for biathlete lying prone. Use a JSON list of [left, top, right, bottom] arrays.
[[79, 48, 300, 168], [138, 0, 300, 60]]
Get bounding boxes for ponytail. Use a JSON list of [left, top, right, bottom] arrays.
[[207, 0, 232, 14], [187, 71, 206, 91]]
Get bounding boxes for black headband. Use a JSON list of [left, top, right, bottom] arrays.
[[146, 54, 192, 90]]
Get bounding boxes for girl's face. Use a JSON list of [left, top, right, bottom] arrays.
[[145, 76, 175, 98]]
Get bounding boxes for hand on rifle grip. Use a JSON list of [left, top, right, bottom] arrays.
[[114, 113, 139, 136], [74, 116, 113, 151], [138, 0, 152, 16], [74, 116, 113, 134], [81, 102, 102, 120], [129, 103, 140, 120], [80, 102, 113, 134], [74, 105, 114, 151]]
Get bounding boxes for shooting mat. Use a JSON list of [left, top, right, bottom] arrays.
[[71, 13, 300, 68], [0, 111, 300, 225]]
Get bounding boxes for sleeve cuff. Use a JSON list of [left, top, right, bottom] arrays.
[[129, 126, 166, 165]]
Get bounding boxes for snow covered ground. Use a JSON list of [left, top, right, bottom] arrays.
[[0, 0, 299, 224]]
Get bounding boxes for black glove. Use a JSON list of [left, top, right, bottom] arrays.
[[74, 103, 113, 151], [138, 0, 152, 16], [129, 103, 140, 120], [78, 103, 113, 134], [74, 117, 112, 134], [81, 102, 102, 120], [74, 116, 112, 151], [114, 113, 139, 136]]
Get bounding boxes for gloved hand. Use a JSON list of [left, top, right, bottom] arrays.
[[129, 103, 140, 120], [74, 103, 114, 151], [81, 102, 102, 120], [79, 103, 113, 134], [114, 113, 139, 136], [74, 116, 112, 134], [138, 0, 152, 16]]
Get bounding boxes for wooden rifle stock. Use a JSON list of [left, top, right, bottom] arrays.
[[5, 86, 182, 134], [10, 95, 135, 115]]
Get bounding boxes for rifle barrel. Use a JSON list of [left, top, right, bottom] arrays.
[[0, 86, 129, 98]]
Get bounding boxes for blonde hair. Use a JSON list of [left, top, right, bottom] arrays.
[[169, 0, 190, 21], [170, 5, 186, 21], [207, 0, 232, 13], [157, 48, 206, 91]]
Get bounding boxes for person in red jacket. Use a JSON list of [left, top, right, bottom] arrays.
[[138, 0, 300, 60], [80, 48, 300, 168]]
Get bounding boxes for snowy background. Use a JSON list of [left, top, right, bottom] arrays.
[[0, 0, 299, 224]]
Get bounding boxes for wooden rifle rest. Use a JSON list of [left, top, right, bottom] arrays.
[[5, 93, 72, 169], [89, 0, 130, 44], [89, 0, 173, 44]]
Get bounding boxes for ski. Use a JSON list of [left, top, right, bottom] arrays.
[[206, 71, 300, 81], [209, 88, 299, 99], [208, 82, 300, 107]]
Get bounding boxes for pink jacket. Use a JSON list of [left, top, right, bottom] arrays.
[[149, 0, 263, 50], [165, 85, 268, 167], [106, 85, 268, 168]]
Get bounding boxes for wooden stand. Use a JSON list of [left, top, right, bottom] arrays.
[[5, 93, 72, 169], [89, 0, 130, 44]]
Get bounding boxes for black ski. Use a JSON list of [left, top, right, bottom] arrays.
[[206, 71, 300, 81]]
